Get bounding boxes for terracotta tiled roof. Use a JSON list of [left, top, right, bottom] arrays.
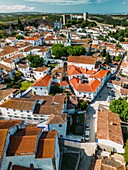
[[68, 65, 96, 76], [31, 74, 52, 87], [0, 46, 18, 56], [68, 66, 86, 76], [7, 126, 42, 156], [0, 63, 12, 72], [0, 98, 35, 111], [6, 37, 16, 41], [21, 46, 36, 52], [18, 63, 28, 68], [122, 42, 128, 44], [0, 129, 8, 159], [0, 120, 22, 159], [70, 78, 101, 93], [47, 114, 67, 124], [94, 159, 101, 170], [97, 110, 124, 145], [36, 130, 57, 159], [60, 81, 69, 87], [53, 93, 66, 104], [94, 158, 126, 170], [68, 55, 97, 65], [120, 88, 128, 95], [0, 84, 5, 89], [7, 136, 37, 156], [14, 126, 41, 136], [0, 88, 19, 101], [121, 61, 127, 68], [24, 36, 39, 41], [0, 120, 22, 129], [102, 158, 126, 170], [38, 104, 63, 115], [34, 66, 50, 72], [89, 70, 109, 79], [44, 35, 54, 41]]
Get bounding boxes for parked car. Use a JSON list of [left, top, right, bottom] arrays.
[[85, 135, 89, 141]]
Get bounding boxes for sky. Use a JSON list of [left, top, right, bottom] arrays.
[[0, 0, 128, 14]]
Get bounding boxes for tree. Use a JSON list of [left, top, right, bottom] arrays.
[[79, 100, 88, 111], [114, 54, 122, 62], [73, 46, 86, 56], [0, 30, 6, 39], [18, 19, 24, 31], [101, 48, 107, 57], [109, 98, 128, 122], [50, 85, 62, 95], [26, 54, 44, 68], [16, 34, 24, 40], [52, 44, 85, 59], [52, 46, 66, 59], [14, 71, 23, 81], [105, 53, 111, 64], [124, 140, 128, 164], [122, 108, 128, 122], [118, 36, 125, 42], [10, 31, 17, 36], [20, 81, 33, 92]]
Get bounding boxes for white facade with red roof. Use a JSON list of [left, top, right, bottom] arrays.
[[69, 67, 110, 101], [68, 55, 97, 70], [31, 74, 52, 96], [24, 36, 43, 46]]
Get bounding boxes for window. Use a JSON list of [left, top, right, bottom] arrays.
[[59, 124, 62, 127]]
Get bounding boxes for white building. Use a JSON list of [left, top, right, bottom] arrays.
[[121, 42, 128, 51], [0, 123, 60, 170], [31, 74, 52, 96], [24, 36, 43, 46], [47, 114, 67, 138], [68, 55, 97, 70], [33, 66, 50, 80], [0, 88, 20, 104]]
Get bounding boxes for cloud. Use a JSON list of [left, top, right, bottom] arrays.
[[123, 0, 128, 4], [25, 0, 92, 5], [95, 0, 110, 3], [0, 5, 35, 12]]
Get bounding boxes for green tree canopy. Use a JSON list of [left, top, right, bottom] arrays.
[[124, 140, 128, 164], [18, 19, 24, 31], [105, 53, 111, 64], [16, 34, 24, 40], [0, 30, 6, 39], [109, 98, 128, 122], [101, 48, 107, 57], [52, 44, 86, 59], [114, 54, 122, 62], [26, 54, 44, 68], [79, 100, 88, 111]]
